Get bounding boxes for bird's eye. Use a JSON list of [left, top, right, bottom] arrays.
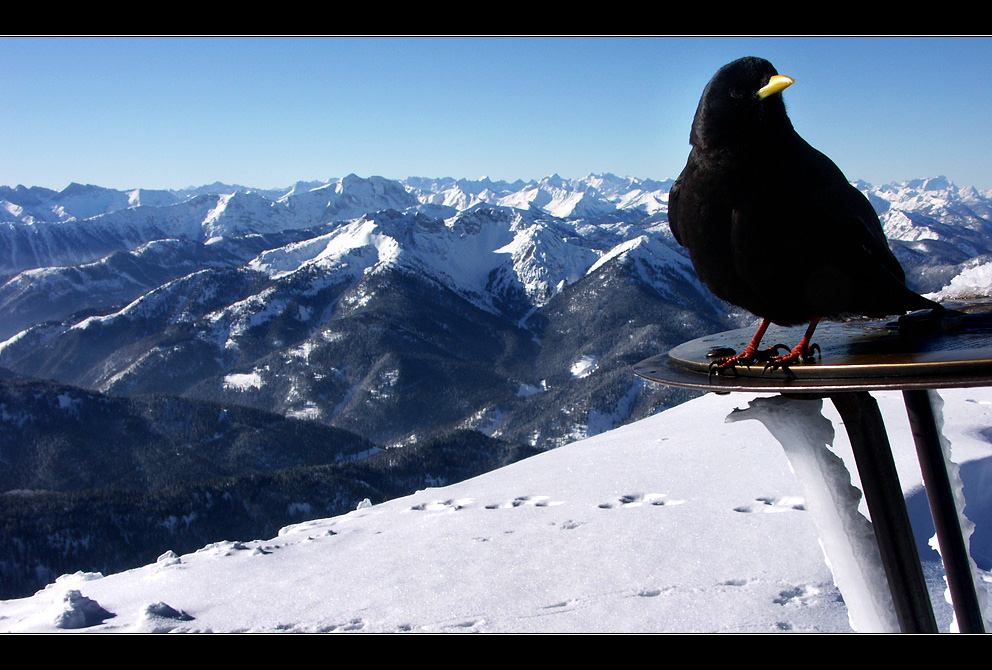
[[729, 87, 744, 99]]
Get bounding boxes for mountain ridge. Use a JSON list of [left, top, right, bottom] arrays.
[[2, 172, 990, 451]]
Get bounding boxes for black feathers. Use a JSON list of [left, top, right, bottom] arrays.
[[669, 57, 939, 369]]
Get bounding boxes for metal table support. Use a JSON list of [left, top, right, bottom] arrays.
[[830, 392, 938, 633], [633, 305, 992, 633], [903, 389, 986, 633]]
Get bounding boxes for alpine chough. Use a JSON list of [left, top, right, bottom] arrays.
[[668, 56, 940, 371]]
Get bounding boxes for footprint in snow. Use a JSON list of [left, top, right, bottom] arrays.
[[773, 582, 837, 608], [326, 617, 366, 632], [194, 539, 279, 558], [733, 496, 805, 514], [445, 617, 486, 631], [720, 578, 751, 587], [598, 493, 684, 509], [303, 529, 337, 541], [542, 598, 579, 610], [408, 498, 474, 512], [484, 495, 563, 509]]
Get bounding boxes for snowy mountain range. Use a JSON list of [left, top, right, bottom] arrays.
[[2, 172, 991, 605], [2, 174, 990, 438], [3, 171, 992, 450], [0, 173, 729, 450], [3, 173, 990, 285]]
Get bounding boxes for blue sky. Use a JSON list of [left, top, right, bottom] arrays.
[[2, 36, 991, 191]]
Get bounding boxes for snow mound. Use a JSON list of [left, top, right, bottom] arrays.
[[929, 261, 992, 301], [50, 589, 114, 629]]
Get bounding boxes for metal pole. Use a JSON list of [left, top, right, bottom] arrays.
[[829, 392, 938, 633], [902, 389, 986, 633]]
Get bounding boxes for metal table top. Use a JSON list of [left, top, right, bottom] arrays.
[[633, 300, 992, 394]]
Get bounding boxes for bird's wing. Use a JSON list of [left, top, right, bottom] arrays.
[[768, 139, 909, 286], [829, 182, 907, 285]]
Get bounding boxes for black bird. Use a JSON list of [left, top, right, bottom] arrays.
[[668, 56, 940, 371]]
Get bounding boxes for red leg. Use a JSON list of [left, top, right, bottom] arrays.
[[766, 317, 821, 369]]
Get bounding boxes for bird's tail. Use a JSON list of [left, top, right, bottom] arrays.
[[896, 299, 948, 336]]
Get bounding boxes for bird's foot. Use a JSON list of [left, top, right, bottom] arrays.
[[707, 343, 789, 377], [762, 342, 821, 374]]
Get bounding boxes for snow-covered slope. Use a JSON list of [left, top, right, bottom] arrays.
[[243, 206, 601, 312], [3, 387, 990, 634]]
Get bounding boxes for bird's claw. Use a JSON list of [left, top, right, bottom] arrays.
[[707, 344, 789, 378], [761, 342, 821, 374]]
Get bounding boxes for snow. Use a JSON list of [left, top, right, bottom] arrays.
[[245, 206, 609, 316], [222, 371, 264, 392], [56, 393, 79, 411], [726, 395, 900, 631], [930, 260, 992, 301], [286, 403, 321, 421], [3, 386, 990, 634], [515, 381, 546, 397], [570, 355, 598, 378]]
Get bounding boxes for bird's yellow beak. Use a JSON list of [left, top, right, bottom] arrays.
[[757, 74, 794, 99]]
